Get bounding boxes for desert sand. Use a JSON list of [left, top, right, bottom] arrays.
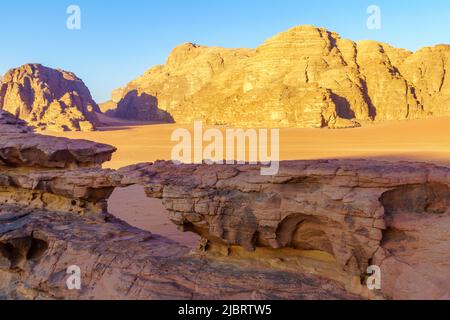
[[50, 116, 450, 247]]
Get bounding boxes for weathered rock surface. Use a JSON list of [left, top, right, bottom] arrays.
[[0, 134, 116, 169], [0, 117, 358, 300], [0, 111, 120, 216], [0, 64, 100, 131], [113, 90, 174, 123], [121, 160, 450, 300], [0, 117, 449, 300], [0, 110, 115, 168], [107, 25, 450, 128], [106, 43, 252, 123], [0, 209, 359, 300], [0, 110, 32, 134], [0, 167, 123, 216]]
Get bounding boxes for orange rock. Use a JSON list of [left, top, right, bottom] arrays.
[[107, 25, 450, 128], [0, 64, 100, 131]]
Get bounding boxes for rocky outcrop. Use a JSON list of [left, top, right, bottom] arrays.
[[106, 25, 450, 128], [113, 90, 174, 123], [0, 133, 116, 168], [399, 45, 450, 117], [0, 114, 449, 300], [0, 209, 359, 300], [0, 111, 119, 216], [121, 160, 450, 300], [0, 116, 357, 300], [0, 64, 100, 131], [0, 110, 32, 134]]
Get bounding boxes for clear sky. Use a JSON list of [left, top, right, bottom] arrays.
[[1, 0, 450, 102]]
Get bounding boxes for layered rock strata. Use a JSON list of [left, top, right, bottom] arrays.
[[121, 160, 450, 300], [0, 111, 119, 216], [0, 113, 357, 300], [0, 113, 449, 300], [107, 25, 450, 128], [0, 210, 358, 300]]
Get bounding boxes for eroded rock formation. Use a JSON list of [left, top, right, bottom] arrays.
[[0, 113, 449, 300], [121, 160, 450, 300], [0, 112, 357, 300], [0, 111, 119, 216], [106, 25, 450, 128], [0, 64, 100, 131], [1, 210, 361, 300]]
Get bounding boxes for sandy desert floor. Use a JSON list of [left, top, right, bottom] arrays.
[[51, 117, 450, 247]]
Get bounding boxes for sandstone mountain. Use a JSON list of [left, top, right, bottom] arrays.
[[105, 25, 450, 128], [0, 64, 100, 131]]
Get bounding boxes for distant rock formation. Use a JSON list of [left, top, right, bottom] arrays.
[[105, 43, 252, 123], [106, 25, 450, 128], [0, 64, 100, 131], [113, 90, 174, 122]]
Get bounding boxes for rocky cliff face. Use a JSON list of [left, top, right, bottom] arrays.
[[107, 43, 253, 123], [107, 25, 450, 128], [0, 64, 100, 131], [0, 113, 449, 300]]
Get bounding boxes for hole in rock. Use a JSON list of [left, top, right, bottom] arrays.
[[380, 183, 450, 217], [0, 243, 15, 266], [0, 236, 49, 269], [107, 185, 199, 248], [276, 214, 335, 257], [26, 237, 49, 261]]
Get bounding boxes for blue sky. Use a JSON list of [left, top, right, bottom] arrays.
[[1, 0, 450, 102]]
